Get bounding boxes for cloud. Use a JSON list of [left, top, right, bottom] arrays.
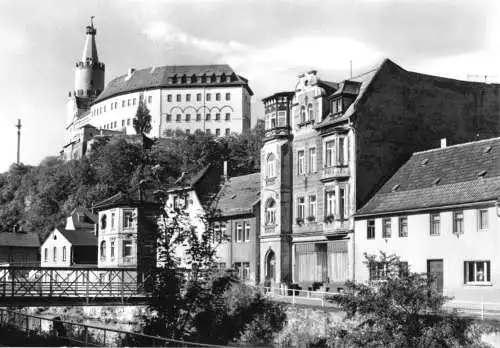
[[143, 21, 248, 54]]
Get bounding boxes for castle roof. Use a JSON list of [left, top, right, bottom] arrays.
[[94, 64, 253, 104], [357, 137, 500, 216]]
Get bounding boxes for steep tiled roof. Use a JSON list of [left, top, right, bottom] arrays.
[[59, 228, 97, 246], [93, 183, 162, 210], [67, 207, 97, 230], [94, 64, 253, 103], [0, 233, 40, 248], [357, 137, 500, 216], [213, 173, 260, 217]]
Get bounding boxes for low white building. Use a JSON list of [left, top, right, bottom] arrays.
[[354, 137, 500, 302]]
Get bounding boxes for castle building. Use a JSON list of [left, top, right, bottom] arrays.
[[262, 59, 500, 290], [63, 21, 253, 160]]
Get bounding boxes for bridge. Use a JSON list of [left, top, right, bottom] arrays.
[[0, 266, 156, 306]]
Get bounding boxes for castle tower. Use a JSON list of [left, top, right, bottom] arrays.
[[73, 17, 105, 99], [260, 92, 294, 286]]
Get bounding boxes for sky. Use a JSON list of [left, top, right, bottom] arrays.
[[0, 0, 499, 172]]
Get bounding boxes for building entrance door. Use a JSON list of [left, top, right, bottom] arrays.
[[427, 259, 444, 294], [266, 250, 276, 283]]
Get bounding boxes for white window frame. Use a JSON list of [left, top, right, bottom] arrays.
[[236, 223, 243, 243], [297, 197, 305, 220], [244, 222, 251, 242], [277, 111, 286, 127], [325, 140, 335, 167], [308, 195, 316, 220], [297, 150, 305, 175], [464, 260, 491, 285], [430, 213, 440, 236], [367, 220, 375, 239], [265, 199, 276, 225], [266, 153, 276, 178], [307, 103, 313, 121], [382, 218, 392, 238], [325, 190, 335, 217], [309, 147, 317, 173], [270, 112, 277, 128], [337, 136, 347, 165], [399, 216, 408, 238], [477, 209, 488, 231], [453, 211, 464, 235]]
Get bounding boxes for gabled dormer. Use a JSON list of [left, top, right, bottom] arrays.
[[328, 80, 361, 117]]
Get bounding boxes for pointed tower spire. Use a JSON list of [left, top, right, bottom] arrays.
[[72, 17, 105, 99], [82, 16, 99, 62]]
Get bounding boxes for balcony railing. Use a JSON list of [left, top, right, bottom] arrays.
[[324, 219, 350, 233], [264, 126, 290, 139], [321, 165, 350, 181]]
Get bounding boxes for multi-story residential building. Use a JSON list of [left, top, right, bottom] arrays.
[[212, 173, 260, 284], [355, 137, 500, 302], [63, 21, 253, 160], [262, 59, 500, 290], [93, 187, 161, 271]]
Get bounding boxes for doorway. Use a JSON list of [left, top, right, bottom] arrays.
[[427, 259, 444, 294], [266, 250, 276, 283]]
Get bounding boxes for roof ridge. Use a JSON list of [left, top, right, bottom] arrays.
[[413, 137, 500, 156]]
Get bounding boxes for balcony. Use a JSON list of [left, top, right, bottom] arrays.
[[321, 165, 350, 181], [324, 219, 351, 235], [264, 126, 290, 140]]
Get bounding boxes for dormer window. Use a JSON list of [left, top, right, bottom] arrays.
[[100, 214, 107, 230]]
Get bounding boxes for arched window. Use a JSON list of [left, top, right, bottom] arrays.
[[62, 246, 67, 262], [100, 241, 106, 259], [265, 199, 276, 225], [300, 105, 306, 123], [100, 214, 107, 230], [266, 153, 276, 178], [307, 103, 313, 121]]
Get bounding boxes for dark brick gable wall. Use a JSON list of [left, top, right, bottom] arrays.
[[355, 61, 500, 208]]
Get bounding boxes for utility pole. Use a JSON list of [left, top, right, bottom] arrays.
[[15, 119, 21, 164], [350, 60, 353, 79]]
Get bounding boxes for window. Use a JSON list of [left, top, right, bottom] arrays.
[[111, 241, 115, 259], [309, 148, 316, 173], [369, 261, 386, 281], [430, 213, 440, 236], [216, 93, 221, 101], [270, 112, 277, 128], [221, 223, 227, 242], [325, 190, 335, 217], [244, 222, 250, 241], [399, 217, 408, 237], [339, 187, 346, 219], [338, 137, 346, 165], [196, 114, 201, 121], [123, 211, 133, 228], [122, 100, 126, 107], [133, 98, 136, 106], [307, 103, 313, 121], [148, 96, 152, 103], [225, 113, 230, 121], [176, 94, 181, 102], [216, 128, 221, 136], [308, 195, 316, 220], [127, 119, 131, 125], [166, 114, 172, 122], [225, 93, 231, 101], [206, 113, 211, 121], [206, 93, 211, 101], [44, 248, 48, 262], [300, 105, 306, 123], [113, 121, 117, 128], [206, 129, 211, 135], [215, 113, 220, 121], [236, 223, 243, 242], [297, 150, 305, 175], [100, 241, 106, 259], [63, 246, 67, 262], [464, 261, 490, 284], [265, 199, 276, 225], [111, 213, 115, 229], [266, 153, 276, 178], [186, 129, 190, 135], [100, 214, 107, 230], [53, 247, 57, 262], [167, 94, 172, 102], [225, 128, 230, 136], [196, 93, 201, 101], [186, 94, 191, 102], [382, 218, 392, 238], [367, 220, 375, 239], [297, 197, 305, 220], [122, 120, 125, 127], [186, 114, 191, 122], [453, 211, 464, 235], [176, 114, 181, 122], [325, 141, 335, 167], [277, 111, 286, 127], [127, 99, 131, 106], [123, 240, 133, 258], [333, 98, 342, 113], [478, 209, 488, 231]]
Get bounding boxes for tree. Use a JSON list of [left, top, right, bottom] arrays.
[[132, 94, 152, 136], [327, 252, 488, 348]]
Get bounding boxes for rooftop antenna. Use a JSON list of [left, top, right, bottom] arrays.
[[15, 119, 21, 164], [350, 60, 353, 79]]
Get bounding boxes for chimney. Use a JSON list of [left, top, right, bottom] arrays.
[[440, 138, 447, 148], [127, 68, 136, 79]]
